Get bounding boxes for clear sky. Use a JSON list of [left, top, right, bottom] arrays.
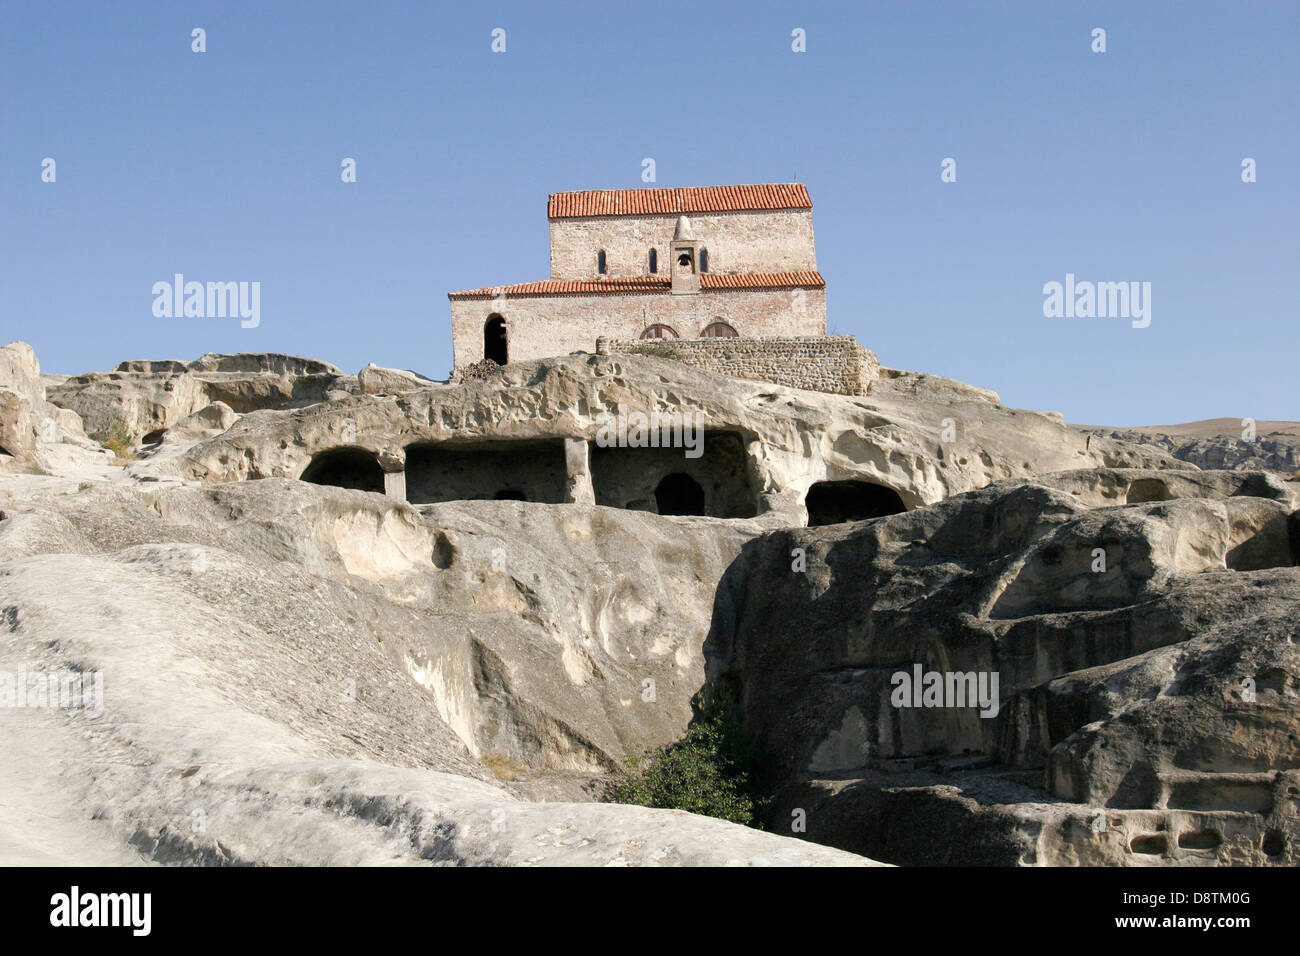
[[2, 1, 1296, 425]]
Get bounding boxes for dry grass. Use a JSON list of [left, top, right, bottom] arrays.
[[481, 752, 528, 782], [91, 416, 136, 463]]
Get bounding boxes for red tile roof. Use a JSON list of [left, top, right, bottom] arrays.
[[448, 271, 824, 299], [702, 271, 823, 290], [547, 184, 812, 219]]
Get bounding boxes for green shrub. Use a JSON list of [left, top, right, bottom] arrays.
[[91, 415, 135, 462], [611, 691, 768, 828]]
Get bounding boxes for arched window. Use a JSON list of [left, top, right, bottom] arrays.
[[641, 324, 678, 339], [699, 248, 709, 273], [597, 250, 607, 275], [648, 248, 658, 274], [484, 314, 508, 364], [701, 321, 737, 338]]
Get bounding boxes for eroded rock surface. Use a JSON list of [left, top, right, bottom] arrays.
[[45, 352, 359, 444], [8, 342, 1293, 867], [1078, 426, 1300, 478], [0, 476, 874, 866], [0, 342, 97, 472], [710, 469, 1299, 865], [164, 352, 1188, 526]]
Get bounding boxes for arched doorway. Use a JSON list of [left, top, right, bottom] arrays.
[[701, 321, 737, 338], [641, 324, 678, 339], [805, 480, 906, 525], [484, 314, 508, 365], [655, 472, 705, 516], [300, 447, 385, 493]]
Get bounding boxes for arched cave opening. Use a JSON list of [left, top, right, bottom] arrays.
[[589, 430, 756, 519], [1126, 478, 1172, 503], [655, 472, 705, 516], [142, 429, 167, 445], [805, 480, 907, 526], [299, 447, 385, 493]]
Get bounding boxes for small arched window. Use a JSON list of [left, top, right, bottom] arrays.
[[701, 321, 737, 338], [641, 324, 678, 339], [484, 314, 509, 364], [699, 248, 709, 273], [597, 250, 607, 275], [648, 248, 658, 274]]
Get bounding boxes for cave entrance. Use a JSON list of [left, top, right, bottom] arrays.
[[1126, 478, 1172, 503], [654, 472, 705, 516], [405, 439, 566, 504], [589, 430, 757, 519], [805, 480, 906, 526], [300, 447, 385, 493], [484, 314, 508, 365]]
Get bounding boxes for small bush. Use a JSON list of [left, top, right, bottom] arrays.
[[91, 416, 135, 462], [611, 691, 768, 828]]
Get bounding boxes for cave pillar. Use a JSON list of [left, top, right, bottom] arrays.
[[564, 438, 595, 505], [383, 469, 407, 501]]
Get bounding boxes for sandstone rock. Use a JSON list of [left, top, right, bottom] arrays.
[[0, 342, 46, 463], [165, 352, 1190, 528], [165, 401, 239, 441], [0, 341, 90, 467], [358, 363, 435, 395], [709, 469, 1300, 865], [0, 473, 876, 866], [46, 352, 358, 445], [1078, 426, 1300, 478], [46, 368, 209, 445], [11, 341, 1292, 868], [188, 352, 343, 376]]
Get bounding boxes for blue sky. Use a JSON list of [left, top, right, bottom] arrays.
[[2, 1, 1296, 425]]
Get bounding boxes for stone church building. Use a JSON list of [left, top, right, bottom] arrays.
[[448, 184, 827, 371]]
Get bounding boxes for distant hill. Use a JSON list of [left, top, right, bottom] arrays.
[[1073, 418, 1299, 441], [1072, 419, 1299, 477]]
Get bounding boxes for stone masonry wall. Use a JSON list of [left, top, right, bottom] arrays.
[[548, 209, 817, 279], [599, 335, 880, 397], [449, 287, 826, 369]]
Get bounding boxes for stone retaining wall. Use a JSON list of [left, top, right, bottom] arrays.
[[597, 334, 879, 396]]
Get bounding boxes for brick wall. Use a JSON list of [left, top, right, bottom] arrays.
[[449, 287, 826, 368], [598, 335, 880, 397], [548, 209, 817, 279]]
